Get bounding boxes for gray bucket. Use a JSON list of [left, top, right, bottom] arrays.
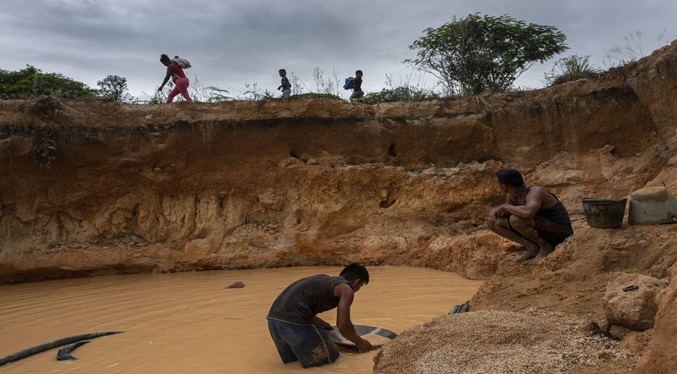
[[582, 198, 627, 228]]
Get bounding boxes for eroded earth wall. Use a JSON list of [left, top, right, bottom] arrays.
[[1, 43, 676, 286]]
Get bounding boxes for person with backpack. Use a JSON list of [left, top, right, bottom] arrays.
[[346, 70, 364, 100], [278, 69, 292, 98], [158, 54, 192, 103]]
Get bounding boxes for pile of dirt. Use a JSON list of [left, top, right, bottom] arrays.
[[471, 221, 677, 320], [373, 310, 639, 374], [380, 220, 676, 373]]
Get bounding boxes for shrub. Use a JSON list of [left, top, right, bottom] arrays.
[[97, 75, 134, 103], [361, 86, 436, 104], [358, 73, 437, 104], [603, 30, 668, 68], [544, 55, 601, 85], [0, 65, 95, 99]]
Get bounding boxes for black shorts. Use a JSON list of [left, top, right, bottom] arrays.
[[267, 318, 340, 368], [509, 216, 573, 247]]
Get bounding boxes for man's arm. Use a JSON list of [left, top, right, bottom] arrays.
[[334, 283, 372, 352], [501, 189, 544, 219], [490, 194, 514, 219]]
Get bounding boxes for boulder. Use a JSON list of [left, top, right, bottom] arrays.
[[628, 186, 677, 225], [600, 272, 667, 331], [633, 263, 677, 373]]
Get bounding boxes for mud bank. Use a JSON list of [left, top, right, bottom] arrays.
[[1, 41, 677, 373]]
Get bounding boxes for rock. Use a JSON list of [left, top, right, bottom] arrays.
[[608, 324, 634, 339], [601, 272, 668, 331], [258, 191, 284, 211], [633, 263, 677, 373], [628, 186, 677, 225], [225, 281, 245, 289]]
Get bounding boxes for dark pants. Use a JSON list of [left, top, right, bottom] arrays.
[[267, 318, 340, 368], [508, 215, 572, 247]]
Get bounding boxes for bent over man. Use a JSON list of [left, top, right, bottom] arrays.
[[266, 263, 373, 368], [487, 168, 573, 263]]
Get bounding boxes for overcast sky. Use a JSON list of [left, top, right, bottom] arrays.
[[2, 0, 676, 101]]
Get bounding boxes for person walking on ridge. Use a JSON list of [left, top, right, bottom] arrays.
[[158, 54, 192, 103], [278, 69, 292, 98], [347, 70, 364, 100]]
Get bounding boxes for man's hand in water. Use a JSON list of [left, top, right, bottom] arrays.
[[355, 338, 373, 352]]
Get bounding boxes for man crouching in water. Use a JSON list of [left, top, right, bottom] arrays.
[[487, 168, 573, 263], [266, 263, 373, 368]]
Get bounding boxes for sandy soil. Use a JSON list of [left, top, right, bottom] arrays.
[[374, 310, 639, 374]]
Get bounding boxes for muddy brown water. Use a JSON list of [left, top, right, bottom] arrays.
[[0, 266, 483, 373]]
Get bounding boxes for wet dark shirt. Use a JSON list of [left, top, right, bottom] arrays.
[[267, 274, 347, 325]]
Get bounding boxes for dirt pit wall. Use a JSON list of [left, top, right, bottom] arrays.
[[1, 43, 677, 284]]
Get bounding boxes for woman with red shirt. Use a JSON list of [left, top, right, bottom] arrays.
[[158, 54, 192, 103]]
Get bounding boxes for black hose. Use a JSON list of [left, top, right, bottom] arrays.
[[0, 331, 123, 366], [56, 341, 91, 361]]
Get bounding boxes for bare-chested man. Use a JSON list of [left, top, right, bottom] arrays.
[[266, 263, 372, 368], [487, 168, 573, 263]]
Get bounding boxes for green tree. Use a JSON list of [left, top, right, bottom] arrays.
[[97, 75, 134, 102], [405, 14, 568, 95], [0, 65, 95, 99]]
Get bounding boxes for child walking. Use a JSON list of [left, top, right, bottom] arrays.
[[278, 69, 292, 98], [348, 70, 364, 100]]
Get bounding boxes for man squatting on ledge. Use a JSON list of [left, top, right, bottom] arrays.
[[487, 168, 573, 263]]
